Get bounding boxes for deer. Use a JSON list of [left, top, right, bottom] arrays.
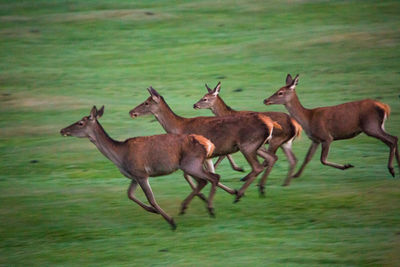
[[193, 82, 302, 194], [60, 105, 222, 230], [129, 87, 281, 203], [264, 74, 399, 178]]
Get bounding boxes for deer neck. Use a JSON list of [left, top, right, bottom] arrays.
[[284, 93, 312, 130], [88, 122, 125, 168], [153, 100, 184, 134], [211, 97, 236, 116]]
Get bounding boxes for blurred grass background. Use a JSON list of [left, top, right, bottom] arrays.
[[1, 0, 400, 266]]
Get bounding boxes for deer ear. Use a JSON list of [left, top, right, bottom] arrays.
[[148, 86, 161, 103], [89, 105, 97, 120], [289, 74, 299, 90], [212, 82, 221, 96], [97, 105, 104, 118], [205, 83, 212, 93], [286, 74, 293, 85]]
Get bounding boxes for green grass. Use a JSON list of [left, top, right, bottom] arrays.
[[1, 0, 400, 266]]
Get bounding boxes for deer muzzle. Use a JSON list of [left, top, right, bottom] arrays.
[[129, 110, 138, 119], [263, 98, 273, 105], [60, 128, 71, 137]]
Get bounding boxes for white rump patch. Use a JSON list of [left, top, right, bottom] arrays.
[[381, 113, 387, 132]]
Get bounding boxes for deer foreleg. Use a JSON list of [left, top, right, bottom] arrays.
[[137, 178, 176, 230], [127, 180, 159, 214], [320, 140, 354, 170], [293, 141, 319, 178], [281, 141, 298, 186]]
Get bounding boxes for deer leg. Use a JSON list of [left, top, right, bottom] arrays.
[[227, 154, 245, 172], [182, 160, 220, 217], [214, 155, 244, 172], [293, 141, 319, 178], [363, 127, 399, 177], [179, 177, 207, 215], [234, 149, 264, 203], [281, 140, 298, 186], [213, 156, 225, 169], [127, 180, 158, 214], [320, 140, 354, 170], [137, 178, 177, 230], [205, 159, 236, 195], [241, 146, 269, 181], [183, 172, 208, 202], [256, 146, 279, 196]]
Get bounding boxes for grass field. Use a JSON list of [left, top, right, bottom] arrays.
[[1, 0, 400, 266]]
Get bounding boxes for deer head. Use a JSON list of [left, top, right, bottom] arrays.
[[193, 82, 221, 109], [264, 74, 299, 105], [60, 106, 104, 138], [129, 87, 163, 119]]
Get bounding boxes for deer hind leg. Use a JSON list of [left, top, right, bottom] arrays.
[[205, 159, 237, 195], [227, 154, 245, 172], [137, 178, 177, 230], [281, 139, 298, 186], [240, 146, 270, 182], [213, 156, 225, 169], [181, 158, 220, 217], [293, 141, 319, 178], [180, 177, 207, 215], [320, 139, 354, 170], [183, 172, 208, 203], [256, 144, 279, 196], [363, 125, 399, 177], [213, 155, 245, 172], [234, 147, 265, 203], [127, 180, 158, 214]]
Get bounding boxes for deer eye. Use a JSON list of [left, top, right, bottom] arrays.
[[145, 102, 149, 106], [203, 98, 207, 102], [278, 91, 284, 96], [78, 121, 84, 126]]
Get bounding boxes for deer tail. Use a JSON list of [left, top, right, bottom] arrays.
[[257, 114, 281, 143], [290, 118, 302, 139], [190, 134, 215, 158], [374, 101, 391, 118]]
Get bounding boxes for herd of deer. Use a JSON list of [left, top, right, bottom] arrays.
[[60, 74, 399, 229]]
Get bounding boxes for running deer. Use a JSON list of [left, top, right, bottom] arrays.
[[129, 87, 280, 202], [193, 82, 302, 193], [264, 74, 399, 177], [60, 105, 221, 230]]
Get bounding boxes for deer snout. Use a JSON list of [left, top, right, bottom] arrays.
[[129, 110, 138, 119], [193, 103, 199, 109], [264, 98, 272, 105], [60, 128, 70, 137]]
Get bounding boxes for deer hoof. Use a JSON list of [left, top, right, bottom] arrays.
[[344, 164, 354, 169], [292, 172, 301, 178], [388, 167, 395, 178], [234, 167, 245, 172], [170, 219, 177, 231], [208, 207, 215, 218], [258, 185, 266, 197], [234, 192, 244, 203]]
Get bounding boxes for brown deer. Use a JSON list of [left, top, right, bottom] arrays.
[[60, 105, 221, 230], [264, 74, 399, 177], [193, 82, 302, 193], [129, 87, 280, 202]]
